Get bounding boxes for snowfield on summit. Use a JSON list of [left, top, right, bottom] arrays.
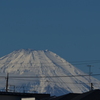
[[0, 49, 100, 96]]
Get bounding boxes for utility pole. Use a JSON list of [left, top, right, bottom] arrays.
[[87, 65, 93, 91], [46, 80, 49, 93], [87, 65, 91, 84], [5, 73, 9, 92]]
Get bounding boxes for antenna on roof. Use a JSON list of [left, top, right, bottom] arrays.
[[5, 73, 9, 92], [91, 83, 94, 90]]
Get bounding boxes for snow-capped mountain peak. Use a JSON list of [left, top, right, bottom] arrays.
[[0, 49, 100, 96]]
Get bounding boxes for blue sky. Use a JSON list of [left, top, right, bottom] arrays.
[[0, 0, 100, 77]]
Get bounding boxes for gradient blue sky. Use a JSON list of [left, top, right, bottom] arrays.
[[0, 0, 100, 77]]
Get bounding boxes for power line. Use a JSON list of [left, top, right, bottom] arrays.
[[10, 78, 100, 84], [0, 73, 100, 79], [0, 60, 100, 65], [70, 60, 100, 63]]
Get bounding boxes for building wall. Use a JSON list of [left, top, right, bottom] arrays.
[[0, 95, 21, 100], [0, 93, 50, 100], [21, 98, 35, 100]]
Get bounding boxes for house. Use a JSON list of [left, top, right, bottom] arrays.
[[71, 89, 100, 100], [40, 93, 80, 100], [0, 91, 50, 100], [43, 89, 100, 100]]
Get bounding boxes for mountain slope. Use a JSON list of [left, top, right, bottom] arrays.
[[0, 49, 100, 96]]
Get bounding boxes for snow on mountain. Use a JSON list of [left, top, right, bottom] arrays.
[[0, 49, 100, 96]]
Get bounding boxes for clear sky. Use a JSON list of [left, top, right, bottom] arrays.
[[0, 0, 100, 78]]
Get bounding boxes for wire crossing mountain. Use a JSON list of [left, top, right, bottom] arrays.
[[0, 49, 100, 96]]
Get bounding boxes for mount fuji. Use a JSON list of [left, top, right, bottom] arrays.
[[0, 49, 100, 96]]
